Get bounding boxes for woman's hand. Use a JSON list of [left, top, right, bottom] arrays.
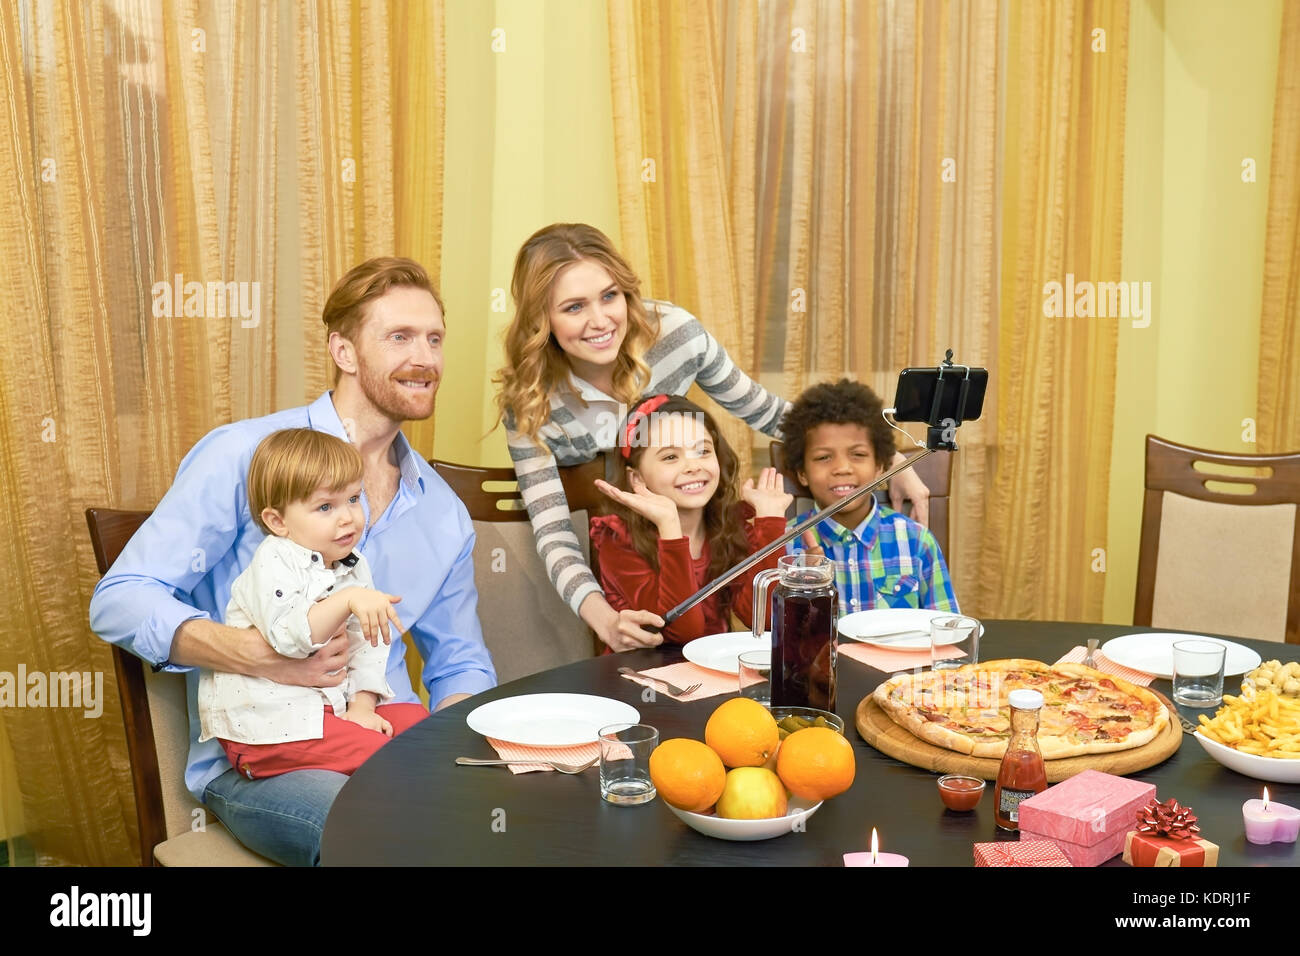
[[887, 451, 930, 527], [580, 593, 664, 652], [595, 476, 682, 540], [741, 466, 793, 519]]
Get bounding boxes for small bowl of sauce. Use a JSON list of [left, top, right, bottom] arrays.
[[937, 774, 985, 811]]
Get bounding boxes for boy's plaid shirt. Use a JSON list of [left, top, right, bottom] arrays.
[[787, 500, 959, 616]]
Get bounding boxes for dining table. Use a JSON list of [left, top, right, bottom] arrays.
[[320, 620, 1300, 866]]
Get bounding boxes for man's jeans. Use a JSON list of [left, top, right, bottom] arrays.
[[203, 767, 347, 866]]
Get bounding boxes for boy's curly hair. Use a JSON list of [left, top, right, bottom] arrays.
[[781, 379, 896, 481]]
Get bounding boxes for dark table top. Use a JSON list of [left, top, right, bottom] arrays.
[[321, 620, 1300, 866]]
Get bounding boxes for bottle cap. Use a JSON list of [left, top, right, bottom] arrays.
[[1008, 689, 1044, 710]]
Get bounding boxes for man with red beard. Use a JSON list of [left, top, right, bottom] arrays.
[[90, 258, 497, 866]]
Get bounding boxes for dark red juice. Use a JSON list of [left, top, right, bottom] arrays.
[[769, 589, 838, 711]]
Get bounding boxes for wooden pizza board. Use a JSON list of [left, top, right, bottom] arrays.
[[855, 688, 1182, 782]]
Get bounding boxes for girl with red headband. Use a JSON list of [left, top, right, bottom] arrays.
[[590, 395, 792, 644]]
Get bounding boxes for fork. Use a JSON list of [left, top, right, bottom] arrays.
[[1082, 638, 1099, 668], [617, 666, 702, 697], [455, 757, 597, 774]]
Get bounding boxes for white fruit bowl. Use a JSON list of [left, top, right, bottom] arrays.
[[666, 797, 823, 841], [1193, 731, 1300, 784]]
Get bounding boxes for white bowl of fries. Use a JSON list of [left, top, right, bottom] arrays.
[[1192, 691, 1300, 783]]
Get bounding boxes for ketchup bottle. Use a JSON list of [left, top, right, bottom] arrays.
[[993, 689, 1047, 831]]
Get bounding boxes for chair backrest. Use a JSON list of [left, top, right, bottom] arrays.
[[1135, 435, 1300, 644], [769, 440, 953, 561], [431, 454, 617, 679], [86, 508, 198, 866]]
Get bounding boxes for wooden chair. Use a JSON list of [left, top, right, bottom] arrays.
[[85, 509, 276, 867], [431, 454, 618, 677], [1134, 435, 1300, 644], [768, 440, 953, 561]]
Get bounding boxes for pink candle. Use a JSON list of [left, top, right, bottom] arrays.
[[844, 828, 910, 867], [1242, 788, 1300, 846]]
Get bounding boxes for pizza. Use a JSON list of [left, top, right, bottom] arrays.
[[872, 659, 1168, 759]]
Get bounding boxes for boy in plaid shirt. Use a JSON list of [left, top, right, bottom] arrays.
[[783, 379, 958, 616]]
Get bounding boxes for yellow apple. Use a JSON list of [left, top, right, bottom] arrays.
[[715, 767, 788, 820]]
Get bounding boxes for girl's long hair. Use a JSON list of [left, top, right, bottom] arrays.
[[495, 223, 659, 447], [616, 395, 752, 615]]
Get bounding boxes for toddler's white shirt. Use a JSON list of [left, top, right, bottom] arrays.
[[198, 535, 395, 745]]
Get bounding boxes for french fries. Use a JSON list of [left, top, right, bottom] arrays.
[[1197, 691, 1300, 759]]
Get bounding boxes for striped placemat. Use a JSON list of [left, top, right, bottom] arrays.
[[1054, 646, 1156, 686], [618, 661, 737, 701], [486, 738, 601, 774]]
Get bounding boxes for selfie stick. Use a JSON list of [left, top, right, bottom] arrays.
[[654, 351, 977, 629]]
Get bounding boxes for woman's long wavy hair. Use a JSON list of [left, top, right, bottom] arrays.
[[617, 395, 752, 615], [495, 223, 659, 447]]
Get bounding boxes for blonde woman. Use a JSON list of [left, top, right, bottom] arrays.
[[495, 222, 929, 651]]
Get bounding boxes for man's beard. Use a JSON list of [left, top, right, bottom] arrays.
[[357, 364, 438, 422]]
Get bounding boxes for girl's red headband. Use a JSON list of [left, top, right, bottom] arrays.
[[620, 394, 672, 459]]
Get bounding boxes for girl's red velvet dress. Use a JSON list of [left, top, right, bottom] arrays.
[[590, 505, 788, 647]]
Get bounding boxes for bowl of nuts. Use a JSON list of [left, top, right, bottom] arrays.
[[1242, 660, 1300, 699]]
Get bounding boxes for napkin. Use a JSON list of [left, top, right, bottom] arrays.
[[618, 662, 737, 701], [1054, 646, 1155, 686], [486, 737, 600, 774], [838, 641, 965, 672]]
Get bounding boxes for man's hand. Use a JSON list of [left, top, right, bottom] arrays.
[[887, 451, 930, 527], [344, 588, 404, 647], [171, 618, 348, 687]]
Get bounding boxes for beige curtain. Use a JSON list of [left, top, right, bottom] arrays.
[[1258, 2, 1300, 453], [608, 0, 1126, 621], [972, 0, 1128, 622], [0, 0, 441, 866], [608, 0, 760, 471]]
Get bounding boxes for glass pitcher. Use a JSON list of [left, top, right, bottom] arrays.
[[752, 554, 838, 711]]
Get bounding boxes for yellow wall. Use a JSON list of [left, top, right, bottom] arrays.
[[436, 0, 621, 467], [1104, 0, 1282, 622]]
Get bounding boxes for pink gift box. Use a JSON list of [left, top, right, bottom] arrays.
[[974, 840, 1072, 867], [1017, 770, 1156, 868]]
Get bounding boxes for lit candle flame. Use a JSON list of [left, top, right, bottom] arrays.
[[1264, 787, 1270, 812], [871, 828, 879, 864]]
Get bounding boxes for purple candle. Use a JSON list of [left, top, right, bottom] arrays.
[[1242, 788, 1300, 845], [844, 828, 910, 867]]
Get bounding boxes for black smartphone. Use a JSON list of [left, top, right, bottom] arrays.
[[892, 365, 988, 425]]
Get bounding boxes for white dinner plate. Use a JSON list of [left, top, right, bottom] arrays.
[[682, 631, 770, 675], [1101, 633, 1262, 681], [837, 608, 983, 649], [465, 694, 639, 748]]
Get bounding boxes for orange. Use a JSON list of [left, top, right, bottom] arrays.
[[704, 698, 780, 768], [649, 738, 727, 812], [776, 726, 856, 801], [715, 767, 788, 820]]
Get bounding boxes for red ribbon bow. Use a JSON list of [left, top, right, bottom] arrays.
[[1135, 797, 1200, 840], [620, 394, 672, 459]]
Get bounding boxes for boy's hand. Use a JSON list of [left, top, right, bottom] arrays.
[[595, 476, 682, 540], [344, 588, 404, 647], [799, 530, 826, 559], [741, 467, 793, 518], [342, 705, 393, 736]]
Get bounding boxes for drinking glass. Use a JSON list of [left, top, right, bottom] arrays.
[[931, 615, 980, 671], [1172, 640, 1226, 708], [598, 723, 658, 805], [738, 650, 771, 706]]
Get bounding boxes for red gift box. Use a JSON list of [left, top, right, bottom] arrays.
[[974, 840, 1072, 867], [1017, 770, 1157, 867], [1123, 831, 1219, 867]]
